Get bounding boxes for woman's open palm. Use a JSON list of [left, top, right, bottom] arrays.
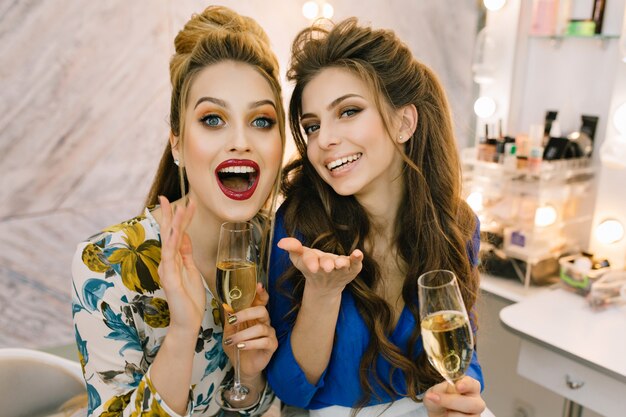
[[277, 237, 363, 295], [157, 196, 206, 335]]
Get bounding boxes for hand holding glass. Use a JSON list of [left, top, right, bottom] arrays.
[[215, 222, 258, 410], [418, 269, 474, 386]]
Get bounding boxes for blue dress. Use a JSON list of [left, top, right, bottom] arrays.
[[266, 206, 483, 409]]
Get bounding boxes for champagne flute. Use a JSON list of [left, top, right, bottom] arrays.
[[418, 269, 474, 387], [215, 222, 258, 409]]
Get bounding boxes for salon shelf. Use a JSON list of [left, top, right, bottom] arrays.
[[462, 151, 595, 290], [461, 150, 594, 186], [529, 34, 621, 49]]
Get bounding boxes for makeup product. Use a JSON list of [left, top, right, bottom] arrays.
[[543, 110, 558, 142], [515, 133, 530, 169], [530, 0, 559, 36], [580, 115, 599, 142], [528, 146, 543, 174], [485, 138, 498, 163], [566, 19, 596, 36], [556, 0, 572, 35], [567, 115, 598, 158], [591, 0, 606, 34], [543, 137, 570, 160], [503, 142, 517, 170], [568, 132, 592, 157], [529, 123, 544, 148]]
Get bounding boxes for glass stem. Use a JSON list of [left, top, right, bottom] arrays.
[[231, 323, 248, 401]]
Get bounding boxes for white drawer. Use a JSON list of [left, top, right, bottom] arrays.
[[517, 340, 626, 417]]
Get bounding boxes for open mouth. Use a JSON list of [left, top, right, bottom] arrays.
[[215, 159, 260, 201], [326, 153, 362, 172]]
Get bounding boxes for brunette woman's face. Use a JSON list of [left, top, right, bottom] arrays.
[[300, 67, 404, 200], [173, 60, 282, 222]]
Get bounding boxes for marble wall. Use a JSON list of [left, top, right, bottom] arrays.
[[0, 0, 479, 349]]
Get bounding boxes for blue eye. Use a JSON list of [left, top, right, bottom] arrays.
[[303, 124, 319, 136], [252, 117, 275, 129], [200, 114, 224, 127], [340, 108, 360, 118]]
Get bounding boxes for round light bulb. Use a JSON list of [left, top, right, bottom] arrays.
[[322, 3, 334, 19], [534, 205, 557, 227], [474, 96, 497, 119], [613, 102, 626, 135], [302, 1, 319, 19], [595, 219, 625, 244], [484, 0, 506, 11], [466, 191, 484, 213]]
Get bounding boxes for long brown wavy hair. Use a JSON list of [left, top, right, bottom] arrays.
[[144, 5, 286, 271], [278, 18, 479, 406]]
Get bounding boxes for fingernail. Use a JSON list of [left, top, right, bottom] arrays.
[[236, 342, 246, 349], [224, 338, 233, 346], [227, 314, 237, 325]]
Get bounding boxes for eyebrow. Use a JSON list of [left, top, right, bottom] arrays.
[[194, 97, 277, 110], [300, 93, 363, 120]]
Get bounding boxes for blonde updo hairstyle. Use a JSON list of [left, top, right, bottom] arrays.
[[146, 5, 285, 206]]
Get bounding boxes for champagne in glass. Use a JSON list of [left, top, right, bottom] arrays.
[[418, 269, 474, 386], [216, 260, 257, 313], [215, 222, 258, 409]]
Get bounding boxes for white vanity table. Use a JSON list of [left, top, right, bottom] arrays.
[[493, 278, 626, 417]]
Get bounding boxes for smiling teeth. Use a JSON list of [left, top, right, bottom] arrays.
[[218, 166, 256, 173], [327, 153, 362, 170]]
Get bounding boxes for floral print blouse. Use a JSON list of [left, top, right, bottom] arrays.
[[71, 208, 274, 417]]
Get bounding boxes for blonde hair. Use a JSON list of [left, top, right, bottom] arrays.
[[145, 6, 286, 273], [146, 5, 285, 206]]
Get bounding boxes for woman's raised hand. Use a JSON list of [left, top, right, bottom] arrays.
[[222, 283, 278, 378], [423, 376, 486, 417], [277, 237, 363, 296], [157, 196, 206, 337]]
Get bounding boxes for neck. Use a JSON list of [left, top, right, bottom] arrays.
[[356, 174, 404, 243]]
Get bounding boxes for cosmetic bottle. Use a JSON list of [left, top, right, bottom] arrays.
[[530, 0, 559, 36], [516, 134, 529, 170], [485, 138, 498, 163], [503, 142, 517, 170], [592, 0, 606, 34], [556, 0, 571, 35], [543, 110, 558, 145], [528, 146, 544, 175]]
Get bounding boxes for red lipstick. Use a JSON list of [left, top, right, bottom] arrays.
[[215, 159, 260, 201]]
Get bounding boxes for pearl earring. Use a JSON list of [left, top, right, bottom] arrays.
[[174, 159, 180, 166], [399, 135, 403, 141]]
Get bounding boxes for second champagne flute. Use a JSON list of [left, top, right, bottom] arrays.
[[215, 221, 258, 409], [418, 269, 474, 387]]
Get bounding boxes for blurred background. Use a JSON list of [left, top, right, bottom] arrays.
[[0, 0, 479, 351], [3, 1, 626, 416]]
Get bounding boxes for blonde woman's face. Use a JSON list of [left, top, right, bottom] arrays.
[[173, 60, 282, 222], [300, 67, 404, 203]]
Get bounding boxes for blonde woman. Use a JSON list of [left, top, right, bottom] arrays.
[[72, 6, 285, 416]]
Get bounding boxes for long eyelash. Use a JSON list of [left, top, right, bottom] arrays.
[[255, 117, 276, 128], [341, 107, 361, 117], [200, 114, 221, 123]]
